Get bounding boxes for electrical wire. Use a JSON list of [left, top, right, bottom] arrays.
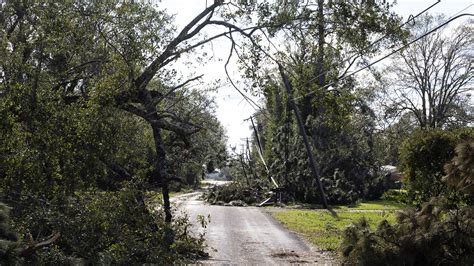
[[234, 0, 445, 109], [290, 0, 442, 94], [292, 12, 474, 102]]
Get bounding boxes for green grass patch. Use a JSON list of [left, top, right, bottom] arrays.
[[284, 199, 408, 211], [333, 199, 407, 210], [272, 210, 397, 250]]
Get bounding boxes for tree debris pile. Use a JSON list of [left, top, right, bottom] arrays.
[[204, 180, 270, 206], [3, 190, 207, 264]]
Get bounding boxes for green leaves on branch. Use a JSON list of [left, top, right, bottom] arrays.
[[399, 128, 474, 205]]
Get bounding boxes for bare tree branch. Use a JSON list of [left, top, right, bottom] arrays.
[[134, 1, 223, 91], [153, 75, 204, 105]]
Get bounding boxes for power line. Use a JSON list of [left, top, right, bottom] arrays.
[[218, 1, 470, 118], [292, 12, 474, 102], [291, 0, 442, 93], [222, 32, 269, 117], [450, 3, 474, 17], [220, 0, 438, 116]]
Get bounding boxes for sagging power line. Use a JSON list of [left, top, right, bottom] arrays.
[[292, 12, 474, 102]]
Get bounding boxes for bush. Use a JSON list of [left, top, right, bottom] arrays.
[[380, 189, 409, 204], [340, 141, 474, 265], [9, 189, 207, 264], [399, 128, 474, 204], [0, 202, 20, 265], [340, 199, 474, 265], [443, 141, 474, 201]]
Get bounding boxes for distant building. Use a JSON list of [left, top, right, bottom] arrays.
[[381, 165, 403, 188]]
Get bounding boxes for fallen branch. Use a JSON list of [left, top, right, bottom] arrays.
[[20, 232, 61, 257]]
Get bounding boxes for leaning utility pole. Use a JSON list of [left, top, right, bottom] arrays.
[[278, 64, 329, 209]]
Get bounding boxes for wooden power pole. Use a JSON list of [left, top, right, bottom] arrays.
[[278, 64, 329, 209]]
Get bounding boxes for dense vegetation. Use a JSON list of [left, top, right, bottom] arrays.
[[0, 1, 226, 263], [399, 128, 474, 204], [341, 141, 474, 265], [0, 0, 472, 264]]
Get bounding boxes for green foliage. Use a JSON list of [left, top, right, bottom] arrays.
[[341, 141, 474, 265], [0, 202, 20, 265], [246, 0, 403, 204], [10, 190, 206, 264], [0, 1, 170, 197], [399, 128, 474, 204], [340, 199, 474, 265], [263, 96, 387, 205], [443, 141, 474, 199], [380, 189, 409, 204], [162, 91, 229, 188], [374, 113, 417, 165]]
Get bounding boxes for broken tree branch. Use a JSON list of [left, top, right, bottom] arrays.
[[20, 232, 61, 257]]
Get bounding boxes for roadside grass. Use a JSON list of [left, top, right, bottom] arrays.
[[272, 210, 397, 251], [285, 198, 408, 210], [333, 199, 407, 210], [271, 198, 406, 251], [271, 205, 400, 251]]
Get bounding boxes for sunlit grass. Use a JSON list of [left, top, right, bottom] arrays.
[[272, 210, 397, 250], [333, 199, 407, 210], [284, 199, 408, 211]]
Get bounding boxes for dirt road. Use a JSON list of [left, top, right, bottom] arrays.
[[174, 193, 334, 264]]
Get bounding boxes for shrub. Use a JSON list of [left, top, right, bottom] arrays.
[[10, 189, 207, 264], [340, 141, 474, 265], [380, 189, 409, 204], [340, 198, 474, 265], [399, 128, 474, 204], [0, 202, 20, 265], [443, 141, 474, 200]]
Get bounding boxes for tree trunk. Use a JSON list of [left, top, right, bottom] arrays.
[[150, 121, 175, 246], [149, 121, 172, 219]]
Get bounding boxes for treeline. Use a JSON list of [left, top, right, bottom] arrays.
[[0, 1, 226, 263], [244, 14, 473, 206], [0, 0, 472, 264]]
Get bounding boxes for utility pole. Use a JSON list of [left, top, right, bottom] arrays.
[[246, 138, 258, 180], [239, 153, 250, 186], [278, 64, 329, 209], [247, 116, 279, 188]]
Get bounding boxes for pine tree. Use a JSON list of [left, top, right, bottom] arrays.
[[341, 141, 474, 265], [0, 202, 19, 264]]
